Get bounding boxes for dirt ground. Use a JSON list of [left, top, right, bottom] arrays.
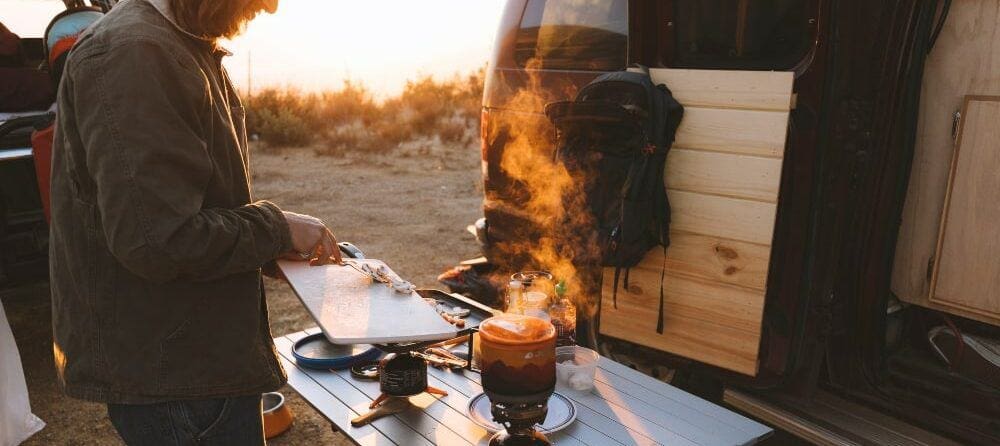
[[2, 138, 483, 445], [2, 138, 801, 445]]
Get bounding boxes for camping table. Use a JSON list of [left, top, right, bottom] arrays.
[[274, 328, 773, 445]]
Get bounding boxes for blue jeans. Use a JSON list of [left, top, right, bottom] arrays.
[[108, 395, 264, 445]]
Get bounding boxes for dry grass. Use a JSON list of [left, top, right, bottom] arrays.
[[246, 68, 485, 153]]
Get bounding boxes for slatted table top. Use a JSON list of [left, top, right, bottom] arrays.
[[275, 328, 772, 446]]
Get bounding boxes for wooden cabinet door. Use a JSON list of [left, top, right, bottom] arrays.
[[930, 96, 1000, 324]]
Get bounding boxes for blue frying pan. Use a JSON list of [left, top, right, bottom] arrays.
[[292, 333, 382, 370]]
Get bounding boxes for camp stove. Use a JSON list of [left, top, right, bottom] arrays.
[[367, 352, 450, 409], [350, 289, 488, 427], [486, 390, 554, 446]]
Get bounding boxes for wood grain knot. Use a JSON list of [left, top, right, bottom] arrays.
[[724, 266, 739, 275], [715, 245, 739, 260]]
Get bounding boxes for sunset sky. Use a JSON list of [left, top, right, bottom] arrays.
[[1, 0, 506, 97]]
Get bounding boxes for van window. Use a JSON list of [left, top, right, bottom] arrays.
[[515, 0, 628, 71], [664, 0, 816, 70]]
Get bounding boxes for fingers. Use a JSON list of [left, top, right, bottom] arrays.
[[326, 228, 343, 264], [309, 227, 341, 266], [308, 235, 325, 265]]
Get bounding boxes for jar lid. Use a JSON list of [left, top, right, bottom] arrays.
[[479, 314, 555, 345]]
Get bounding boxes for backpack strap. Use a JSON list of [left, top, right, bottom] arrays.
[[611, 267, 622, 309], [657, 244, 668, 334]]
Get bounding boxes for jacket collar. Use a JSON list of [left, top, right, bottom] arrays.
[[146, 0, 231, 55]]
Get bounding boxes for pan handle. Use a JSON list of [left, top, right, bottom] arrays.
[[338, 242, 365, 259]]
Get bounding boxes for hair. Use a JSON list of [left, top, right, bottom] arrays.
[[170, 0, 263, 40]]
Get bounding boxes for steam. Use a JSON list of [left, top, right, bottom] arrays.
[[491, 59, 602, 316]]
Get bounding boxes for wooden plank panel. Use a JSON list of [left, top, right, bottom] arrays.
[[609, 268, 764, 334], [673, 107, 789, 158], [930, 97, 1000, 324], [600, 272, 763, 375], [650, 69, 795, 111], [666, 149, 782, 203], [661, 231, 771, 291], [891, 0, 1000, 326], [669, 190, 777, 245], [600, 70, 792, 375]]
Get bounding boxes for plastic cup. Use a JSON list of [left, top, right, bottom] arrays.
[[555, 346, 599, 391]]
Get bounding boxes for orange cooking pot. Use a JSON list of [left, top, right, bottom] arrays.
[[476, 314, 557, 397]]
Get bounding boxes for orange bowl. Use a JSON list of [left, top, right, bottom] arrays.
[[262, 392, 293, 439]]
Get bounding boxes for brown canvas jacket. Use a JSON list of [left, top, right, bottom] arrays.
[[49, 0, 292, 403]]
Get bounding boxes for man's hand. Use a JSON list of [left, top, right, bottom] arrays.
[[282, 211, 342, 266]]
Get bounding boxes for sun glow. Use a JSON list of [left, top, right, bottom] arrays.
[[2, 0, 506, 97], [223, 0, 506, 97]]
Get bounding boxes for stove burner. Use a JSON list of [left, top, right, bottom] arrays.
[[486, 389, 554, 446], [366, 352, 449, 412]]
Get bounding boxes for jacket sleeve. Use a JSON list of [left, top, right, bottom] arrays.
[[70, 39, 293, 283]]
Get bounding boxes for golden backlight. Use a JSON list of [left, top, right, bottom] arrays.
[[0, 0, 505, 96], [223, 0, 506, 96]]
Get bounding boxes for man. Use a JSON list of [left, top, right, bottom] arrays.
[[49, 0, 338, 444]]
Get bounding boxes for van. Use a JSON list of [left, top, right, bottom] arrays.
[[0, 23, 53, 286], [478, 1, 1000, 444]]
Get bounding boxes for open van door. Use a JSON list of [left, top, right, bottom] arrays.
[[596, 0, 826, 388], [483, 0, 997, 442], [599, 0, 951, 393]]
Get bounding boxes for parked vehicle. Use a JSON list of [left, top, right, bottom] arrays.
[[478, 1, 1000, 444], [0, 30, 51, 286], [0, 1, 111, 286]]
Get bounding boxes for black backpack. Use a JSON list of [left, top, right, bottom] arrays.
[[545, 65, 683, 333]]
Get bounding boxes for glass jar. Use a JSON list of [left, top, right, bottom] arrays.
[[549, 281, 577, 347], [511, 271, 554, 298], [505, 280, 524, 314]]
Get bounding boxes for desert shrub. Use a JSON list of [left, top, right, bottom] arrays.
[[251, 106, 313, 147], [314, 80, 379, 127], [244, 66, 486, 151], [246, 88, 319, 146], [321, 125, 363, 153], [396, 75, 456, 137], [455, 67, 486, 124], [437, 118, 469, 144]]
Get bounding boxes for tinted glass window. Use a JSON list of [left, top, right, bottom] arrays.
[[515, 0, 628, 71], [665, 0, 815, 70]]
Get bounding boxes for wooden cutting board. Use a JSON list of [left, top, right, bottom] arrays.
[[277, 259, 458, 344]]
